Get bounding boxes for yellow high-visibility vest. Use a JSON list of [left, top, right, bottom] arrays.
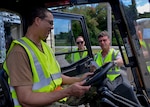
[[65, 47, 88, 63], [3, 37, 62, 107], [140, 40, 150, 73], [140, 40, 147, 49], [94, 48, 120, 81], [71, 48, 88, 62]]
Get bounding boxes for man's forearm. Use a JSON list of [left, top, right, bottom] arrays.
[[114, 58, 123, 67], [61, 74, 81, 85]]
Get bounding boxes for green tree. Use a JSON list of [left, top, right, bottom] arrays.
[[63, 4, 108, 46]]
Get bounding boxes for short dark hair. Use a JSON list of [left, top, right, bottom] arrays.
[[98, 30, 109, 39], [27, 7, 51, 27]]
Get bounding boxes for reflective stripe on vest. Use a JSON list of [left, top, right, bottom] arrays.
[[10, 87, 20, 107], [107, 49, 119, 74], [3, 37, 62, 107], [18, 39, 61, 90], [94, 48, 120, 81]]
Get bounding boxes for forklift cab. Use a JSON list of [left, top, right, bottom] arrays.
[[0, 0, 150, 107]]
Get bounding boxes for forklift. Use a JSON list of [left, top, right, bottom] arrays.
[[0, 0, 150, 107]]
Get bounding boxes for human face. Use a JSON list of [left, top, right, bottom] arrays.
[[40, 12, 54, 40], [76, 37, 85, 50], [98, 36, 110, 51], [43, 18, 53, 26]]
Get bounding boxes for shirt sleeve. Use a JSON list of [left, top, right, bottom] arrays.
[[6, 44, 33, 86], [116, 51, 122, 59]]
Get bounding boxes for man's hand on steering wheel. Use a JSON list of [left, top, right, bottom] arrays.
[[80, 72, 94, 81]]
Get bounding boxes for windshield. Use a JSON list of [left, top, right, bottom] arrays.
[[120, 0, 150, 98]]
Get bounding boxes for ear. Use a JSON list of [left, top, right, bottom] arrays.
[[34, 17, 41, 26]]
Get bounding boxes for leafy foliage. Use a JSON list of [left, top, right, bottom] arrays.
[[62, 4, 108, 46], [61, 3, 143, 46]]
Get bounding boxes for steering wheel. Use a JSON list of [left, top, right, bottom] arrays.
[[66, 61, 115, 106], [83, 61, 115, 86]]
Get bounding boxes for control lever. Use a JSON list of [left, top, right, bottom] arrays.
[[100, 87, 139, 107], [101, 91, 116, 100], [101, 98, 118, 107]]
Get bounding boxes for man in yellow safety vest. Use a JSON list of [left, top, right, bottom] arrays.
[[3, 7, 92, 107], [93, 30, 124, 81]]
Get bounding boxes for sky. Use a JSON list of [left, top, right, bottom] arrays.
[[121, 0, 150, 13], [136, 0, 150, 13], [54, 19, 70, 34]]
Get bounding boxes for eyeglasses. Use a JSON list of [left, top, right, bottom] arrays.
[[43, 19, 53, 25], [76, 41, 84, 44]]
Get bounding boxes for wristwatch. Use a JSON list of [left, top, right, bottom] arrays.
[[113, 60, 117, 66]]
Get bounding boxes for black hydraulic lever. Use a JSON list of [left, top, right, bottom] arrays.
[[101, 98, 118, 107]]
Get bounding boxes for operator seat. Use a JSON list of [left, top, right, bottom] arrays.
[[100, 74, 142, 107]]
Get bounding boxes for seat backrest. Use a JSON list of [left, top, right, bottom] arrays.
[[0, 69, 14, 107]]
